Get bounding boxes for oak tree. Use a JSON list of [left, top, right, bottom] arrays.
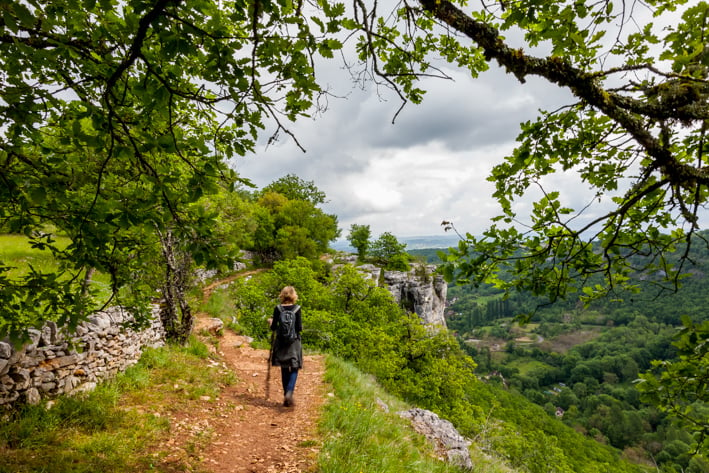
[[0, 0, 344, 342], [347, 223, 372, 260], [344, 0, 709, 302]]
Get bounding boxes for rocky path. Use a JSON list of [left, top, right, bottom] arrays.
[[188, 275, 327, 473], [199, 330, 325, 473]]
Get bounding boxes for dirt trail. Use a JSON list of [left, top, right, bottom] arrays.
[[200, 270, 266, 305], [198, 332, 325, 472], [191, 275, 327, 473]]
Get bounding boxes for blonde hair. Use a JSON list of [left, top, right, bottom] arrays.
[[279, 286, 298, 304]]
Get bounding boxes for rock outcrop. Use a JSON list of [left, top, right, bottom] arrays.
[[354, 263, 382, 282], [383, 264, 447, 328], [330, 255, 447, 328], [398, 407, 473, 470]]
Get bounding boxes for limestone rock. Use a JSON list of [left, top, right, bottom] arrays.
[[25, 387, 41, 405], [383, 264, 447, 327], [356, 264, 381, 282], [87, 313, 112, 330], [398, 408, 472, 470], [0, 341, 11, 359], [195, 268, 219, 284], [197, 318, 225, 336], [26, 329, 42, 352], [40, 322, 60, 346]]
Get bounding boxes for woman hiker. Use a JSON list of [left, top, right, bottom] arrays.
[[268, 286, 303, 407]]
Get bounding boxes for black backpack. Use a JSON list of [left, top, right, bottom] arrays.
[[276, 304, 300, 344]]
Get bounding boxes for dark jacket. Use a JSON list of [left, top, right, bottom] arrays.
[[270, 304, 303, 369]]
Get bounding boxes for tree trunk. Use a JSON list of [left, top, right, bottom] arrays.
[[157, 228, 194, 344]]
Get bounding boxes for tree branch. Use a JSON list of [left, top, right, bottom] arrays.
[[415, 0, 709, 190], [105, 0, 182, 95]]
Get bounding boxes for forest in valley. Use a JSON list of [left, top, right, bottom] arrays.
[[409, 234, 709, 473]]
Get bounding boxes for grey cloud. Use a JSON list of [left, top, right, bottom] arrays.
[[233, 59, 578, 238]]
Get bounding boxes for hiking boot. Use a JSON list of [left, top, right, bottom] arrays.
[[284, 391, 294, 407]]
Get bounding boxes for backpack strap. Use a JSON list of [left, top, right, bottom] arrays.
[[278, 304, 300, 312]]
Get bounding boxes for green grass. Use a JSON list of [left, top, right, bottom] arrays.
[[0, 233, 112, 299], [0, 234, 70, 277], [0, 337, 234, 473], [514, 322, 539, 333], [319, 356, 519, 473], [505, 358, 552, 376], [198, 285, 237, 319]]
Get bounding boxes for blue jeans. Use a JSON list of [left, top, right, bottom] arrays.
[[281, 366, 299, 393]]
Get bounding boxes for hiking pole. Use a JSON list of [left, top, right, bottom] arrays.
[[265, 328, 275, 400]]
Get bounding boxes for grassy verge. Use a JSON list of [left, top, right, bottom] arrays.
[[0, 336, 235, 473], [319, 356, 518, 473], [0, 234, 70, 278], [0, 233, 112, 300]]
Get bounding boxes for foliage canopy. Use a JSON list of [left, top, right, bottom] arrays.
[[359, 0, 709, 304], [0, 0, 344, 340], [4, 0, 708, 330]]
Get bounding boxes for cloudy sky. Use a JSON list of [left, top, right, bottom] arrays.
[[230, 6, 668, 242], [233, 54, 584, 242]]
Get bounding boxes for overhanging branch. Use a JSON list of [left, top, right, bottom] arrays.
[[415, 0, 709, 189]]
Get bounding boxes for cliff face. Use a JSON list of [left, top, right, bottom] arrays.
[[334, 256, 448, 328], [382, 264, 448, 328]]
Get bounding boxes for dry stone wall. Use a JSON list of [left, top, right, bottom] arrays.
[[0, 305, 165, 409]]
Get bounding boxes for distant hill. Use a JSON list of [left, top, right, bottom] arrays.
[[400, 235, 461, 249], [331, 234, 460, 252]]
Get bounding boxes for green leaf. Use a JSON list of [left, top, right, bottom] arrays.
[[28, 186, 47, 204], [12, 2, 35, 28]]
